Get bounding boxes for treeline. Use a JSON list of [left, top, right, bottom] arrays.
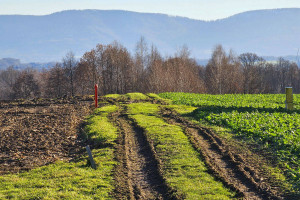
[[0, 39, 299, 100]]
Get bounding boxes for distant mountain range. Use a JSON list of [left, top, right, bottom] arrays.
[[0, 9, 300, 63], [0, 58, 55, 71]]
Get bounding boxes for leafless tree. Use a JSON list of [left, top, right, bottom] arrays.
[[205, 45, 243, 94], [239, 53, 265, 94], [0, 66, 21, 99], [133, 36, 149, 92], [45, 63, 66, 98], [12, 69, 40, 99], [62, 51, 77, 96]]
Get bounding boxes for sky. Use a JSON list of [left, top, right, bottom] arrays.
[[0, 0, 300, 20]]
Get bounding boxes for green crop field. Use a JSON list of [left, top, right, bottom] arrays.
[[1, 93, 298, 199], [159, 92, 300, 190]]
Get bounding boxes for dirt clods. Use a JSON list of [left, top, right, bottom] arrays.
[[0, 97, 92, 174], [111, 110, 172, 200]]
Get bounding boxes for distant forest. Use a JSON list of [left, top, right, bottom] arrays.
[[0, 38, 299, 100]]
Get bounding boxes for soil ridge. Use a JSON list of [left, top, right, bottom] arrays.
[[161, 107, 283, 200], [110, 109, 173, 200]]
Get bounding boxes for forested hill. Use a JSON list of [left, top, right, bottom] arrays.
[[0, 8, 300, 62]]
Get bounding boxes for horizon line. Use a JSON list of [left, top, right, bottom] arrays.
[[0, 7, 299, 21]]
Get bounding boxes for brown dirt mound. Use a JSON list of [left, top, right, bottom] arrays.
[[0, 97, 92, 174]]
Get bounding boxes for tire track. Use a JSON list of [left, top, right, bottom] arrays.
[[161, 107, 283, 200], [111, 110, 172, 200]]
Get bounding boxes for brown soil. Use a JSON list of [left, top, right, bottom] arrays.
[[0, 97, 93, 174], [0, 95, 292, 199], [111, 109, 173, 200], [160, 107, 284, 200]]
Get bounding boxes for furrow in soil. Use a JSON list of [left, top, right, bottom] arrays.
[[111, 111, 169, 200], [161, 108, 283, 200]]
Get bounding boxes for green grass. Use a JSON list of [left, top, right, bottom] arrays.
[[147, 93, 172, 104], [0, 150, 115, 200], [104, 93, 149, 101], [159, 92, 300, 109], [0, 105, 119, 200], [146, 93, 164, 99], [168, 104, 294, 194], [127, 103, 236, 199], [85, 105, 118, 146], [165, 104, 197, 115], [125, 92, 149, 100], [104, 94, 121, 99], [159, 92, 300, 191]]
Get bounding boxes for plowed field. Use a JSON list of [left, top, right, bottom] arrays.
[[0, 93, 295, 199], [0, 97, 93, 174]]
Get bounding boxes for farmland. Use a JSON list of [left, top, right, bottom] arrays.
[[0, 93, 298, 199], [0, 97, 93, 174], [159, 93, 300, 193]]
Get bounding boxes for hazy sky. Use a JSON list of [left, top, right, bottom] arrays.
[[1, 0, 300, 20]]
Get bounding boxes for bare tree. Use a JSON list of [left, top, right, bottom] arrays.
[[205, 45, 243, 94], [100, 42, 134, 94], [289, 62, 300, 93], [76, 49, 99, 95], [239, 53, 265, 93], [62, 51, 77, 96], [46, 63, 66, 98], [205, 45, 226, 94], [12, 69, 40, 99], [133, 36, 149, 92], [0, 66, 21, 99], [144, 45, 164, 93]]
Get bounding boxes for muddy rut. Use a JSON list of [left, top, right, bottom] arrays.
[[111, 110, 172, 200], [161, 108, 283, 200]]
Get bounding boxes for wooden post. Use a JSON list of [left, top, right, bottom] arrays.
[[86, 145, 96, 169], [95, 84, 98, 108], [285, 87, 293, 110]]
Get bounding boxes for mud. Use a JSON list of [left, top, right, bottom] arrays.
[[0, 95, 290, 199], [0, 97, 93, 174], [161, 107, 284, 200], [111, 109, 173, 200]]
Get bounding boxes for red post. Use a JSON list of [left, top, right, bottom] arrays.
[[94, 84, 98, 108]]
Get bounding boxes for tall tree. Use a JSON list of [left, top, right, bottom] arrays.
[[205, 45, 243, 94], [144, 45, 164, 93], [239, 53, 265, 94], [205, 45, 226, 94], [76, 49, 99, 95], [101, 42, 134, 94], [0, 66, 20, 99], [134, 36, 149, 92], [62, 51, 77, 96], [46, 63, 66, 98], [12, 69, 40, 99]]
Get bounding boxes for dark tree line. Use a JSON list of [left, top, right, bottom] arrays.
[[0, 41, 300, 100]]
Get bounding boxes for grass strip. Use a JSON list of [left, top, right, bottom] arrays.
[[125, 92, 149, 100], [168, 104, 295, 196], [85, 105, 118, 146], [146, 93, 164, 100], [159, 92, 300, 191], [147, 93, 172, 104], [126, 103, 236, 200], [104, 94, 121, 99], [0, 105, 119, 200]]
